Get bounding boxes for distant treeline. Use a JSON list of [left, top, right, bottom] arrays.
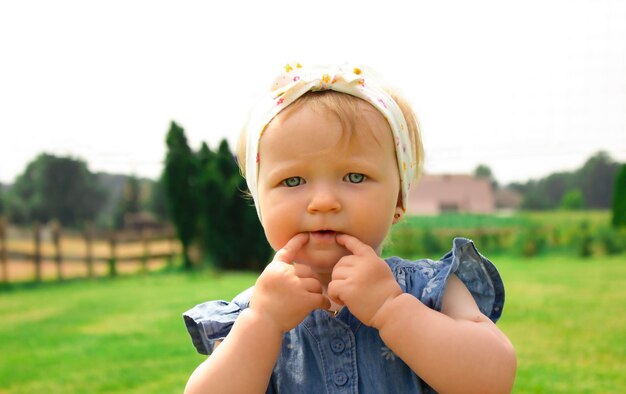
[[0, 154, 164, 230], [506, 151, 620, 210]]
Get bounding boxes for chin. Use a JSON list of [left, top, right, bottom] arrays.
[[295, 249, 347, 271]]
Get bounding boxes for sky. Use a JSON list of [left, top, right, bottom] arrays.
[[1, 0, 625, 186]]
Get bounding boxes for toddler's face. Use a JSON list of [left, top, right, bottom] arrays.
[[257, 100, 401, 280]]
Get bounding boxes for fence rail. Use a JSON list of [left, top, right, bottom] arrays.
[[0, 217, 181, 283]]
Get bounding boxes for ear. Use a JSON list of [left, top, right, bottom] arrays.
[[392, 192, 404, 224], [392, 207, 404, 224]]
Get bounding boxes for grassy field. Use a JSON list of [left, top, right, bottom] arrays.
[[1, 254, 625, 393], [497, 254, 626, 393], [398, 210, 612, 229]]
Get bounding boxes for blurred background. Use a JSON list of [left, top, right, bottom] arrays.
[[0, 0, 625, 393]]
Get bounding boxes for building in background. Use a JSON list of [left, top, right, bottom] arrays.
[[407, 174, 496, 215], [494, 187, 523, 212]]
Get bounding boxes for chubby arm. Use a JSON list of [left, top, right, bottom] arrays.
[[184, 308, 283, 394], [330, 234, 516, 394], [373, 276, 516, 394], [184, 234, 330, 394]]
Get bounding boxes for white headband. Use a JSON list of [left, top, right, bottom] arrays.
[[245, 63, 416, 219]]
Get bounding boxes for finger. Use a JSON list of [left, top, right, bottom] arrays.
[[293, 263, 320, 279], [273, 233, 309, 264], [327, 280, 346, 306], [331, 263, 351, 281], [300, 277, 324, 294], [313, 294, 331, 310], [336, 233, 374, 256]]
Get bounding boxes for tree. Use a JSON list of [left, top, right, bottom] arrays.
[[113, 175, 141, 229], [196, 142, 228, 267], [520, 172, 575, 210], [474, 164, 498, 189], [229, 174, 272, 270], [560, 189, 584, 210], [162, 127, 271, 271], [163, 122, 199, 269], [5, 153, 107, 226], [578, 151, 619, 209], [513, 151, 618, 210], [196, 139, 271, 270], [612, 164, 626, 228]]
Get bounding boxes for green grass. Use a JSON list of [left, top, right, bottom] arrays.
[[400, 212, 532, 230], [496, 254, 626, 393], [0, 271, 258, 394], [401, 210, 611, 229], [1, 255, 625, 393], [401, 210, 610, 230]]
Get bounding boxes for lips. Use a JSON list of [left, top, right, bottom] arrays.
[[313, 230, 336, 235], [309, 230, 338, 241]]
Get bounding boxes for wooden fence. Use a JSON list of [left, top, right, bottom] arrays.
[[0, 217, 180, 283]]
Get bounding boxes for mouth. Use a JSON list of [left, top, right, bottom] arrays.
[[313, 230, 336, 235], [309, 230, 339, 240]]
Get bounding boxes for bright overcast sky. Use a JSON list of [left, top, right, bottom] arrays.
[[1, 0, 625, 185]]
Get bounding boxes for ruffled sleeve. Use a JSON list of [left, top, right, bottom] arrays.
[[388, 237, 505, 323], [182, 287, 254, 355]]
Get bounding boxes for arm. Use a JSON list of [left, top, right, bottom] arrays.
[[184, 308, 283, 394], [185, 234, 330, 394], [330, 234, 516, 394], [373, 275, 516, 394]]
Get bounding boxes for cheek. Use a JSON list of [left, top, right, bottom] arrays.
[[350, 193, 396, 243], [260, 204, 296, 251]]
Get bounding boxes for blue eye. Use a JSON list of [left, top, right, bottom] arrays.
[[345, 173, 366, 183], [282, 176, 305, 187]]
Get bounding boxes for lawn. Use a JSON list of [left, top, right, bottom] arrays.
[[0, 270, 258, 394], [399, 211, 611, 230], [1, 254, 625, 393], [496, 254, 626, 393]]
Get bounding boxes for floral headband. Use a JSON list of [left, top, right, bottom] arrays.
[[245, 63, 416, 220]]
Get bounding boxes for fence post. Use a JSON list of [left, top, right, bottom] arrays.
[[167, 226, 175, 269], [51, 220, 63, 281], [140, 228, 149, 274], [0, 217, 7, 283], [34, 222, 42, 281], [84, 221, 94, 278], [108, 231, 117, 277]]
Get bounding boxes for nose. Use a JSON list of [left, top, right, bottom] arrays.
[[307, 184, 341, 214]]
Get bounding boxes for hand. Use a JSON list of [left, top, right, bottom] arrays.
[[249, 233, 331, 333], [327, 234, 402, 328]]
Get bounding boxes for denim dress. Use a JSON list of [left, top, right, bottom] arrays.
[[183, 238, 505, 393]]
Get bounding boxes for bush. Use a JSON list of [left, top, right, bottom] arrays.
[[514, 225, 547, 257], [421, 229, 445, 257], [612, 164, 626, 228], [597, 225, 626, 255], [560, 189, 585, 210], [577, 221, 593, 258], [388, 212, 626, 259]]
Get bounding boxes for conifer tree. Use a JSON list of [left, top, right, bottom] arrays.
[[612, 164, 626, 228], [196, 142, 226, 267], [163, 122, 199, 269], [196, 139, 271, 270]]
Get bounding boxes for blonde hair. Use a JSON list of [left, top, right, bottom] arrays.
[[237, 90, 424, 184]]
